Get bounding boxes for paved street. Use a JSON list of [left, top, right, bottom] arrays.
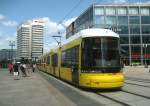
[[123, 66, 150, 80], [0, 66, 150, 106], [0, 68, 76, 106], [0, 68, 100, 106]]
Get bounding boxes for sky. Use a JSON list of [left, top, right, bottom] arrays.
[[0, 0, 150, 53]]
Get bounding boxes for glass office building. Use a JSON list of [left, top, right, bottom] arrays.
[[66, 4, 150, 65]]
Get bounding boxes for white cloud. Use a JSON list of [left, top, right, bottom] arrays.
[[42, 17, 64, 36], [113, 0, 127, 3], [41, 17, 76, 53], [0, 16, 76, 52], [2, 20, 18, 27], [0, 14, 5, 21], [0, 14, 18, 27], [63, 17, 77, 27], [44, 41, 58, 53], [0, 31, 16, 49]]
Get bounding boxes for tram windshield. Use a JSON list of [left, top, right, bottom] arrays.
[[81, 37, 121, 72]]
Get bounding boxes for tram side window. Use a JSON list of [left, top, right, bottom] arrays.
[[61, 46, 79, 67], [47, 56, 50, 64], [52, 54, 58, 67]]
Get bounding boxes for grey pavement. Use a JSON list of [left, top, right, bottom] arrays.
[[1, 66, 150, 106], [0, 68, 76, 106], [0, 68, 101, 106], [123, 65, 150, 80]]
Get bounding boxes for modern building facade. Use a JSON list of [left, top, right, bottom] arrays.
[[0, 49, 17, 61], [17, 19, 44, 60], [66, 4, 150, 65]]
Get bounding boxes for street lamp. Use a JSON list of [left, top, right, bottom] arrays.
[[9, 41, 15, 62], [143, 44, 148, 68]]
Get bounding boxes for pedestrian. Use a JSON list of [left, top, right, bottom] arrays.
[[20, 64, 27, 77], [8, 63, 13, 74], [13, 63, 19, 80], [32, 64, 36, 72]]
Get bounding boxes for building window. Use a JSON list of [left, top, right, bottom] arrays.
[[120, 36, 129, 44], [141, 7, 150, 15], [94, 7, 104, 15], [117, 7, 127, 15], [130, 25, 140, 34], [105, 7, 116, 15], [130, 35, 141, 44], [141, 16, 150, 24], [142, 35, 150, 43], [142, 25, 150, 34], [94, 16, 104, 25], [129, 16, 140, 24], [131, 45, 141, 59], [106, 16, 116, 25], [121, 46, 129, 57], [129, 7, 139, 15], [118, 25, 129, 34], [117, 16, 128, 25]]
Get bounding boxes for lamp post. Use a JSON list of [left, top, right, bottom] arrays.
[[143, 44, 148, 68], [9, 41, 15, 62]]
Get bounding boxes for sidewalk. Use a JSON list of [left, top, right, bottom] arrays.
[[123, 66, 150, 80], [0, 68, 76, 106]]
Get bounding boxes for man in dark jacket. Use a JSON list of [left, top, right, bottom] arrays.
[[13, 63, 19, 80]]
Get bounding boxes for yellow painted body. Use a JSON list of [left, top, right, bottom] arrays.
[[60, 67, 72, 82], [79, 72, 124, 88], [37, 36, 124, 89]]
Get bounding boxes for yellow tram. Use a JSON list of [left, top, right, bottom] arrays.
[[37, 28, 124, 89]]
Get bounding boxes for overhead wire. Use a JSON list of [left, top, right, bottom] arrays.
[[58, 0, 84, 26], [49, 0, 84, 47]]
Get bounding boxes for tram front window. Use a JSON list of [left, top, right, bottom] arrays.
[[81, 37, 121, 72]]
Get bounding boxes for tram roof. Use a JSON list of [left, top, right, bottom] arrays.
[[77, 28, 119, 38], [50, 28, 119, 52], [63, 28, 119, 44]]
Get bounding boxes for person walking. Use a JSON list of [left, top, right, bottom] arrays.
[[32, 64, 36, 72], [8, 63, 13, 74], [13, 63, 19, 80], [20, 64, 27, 77]]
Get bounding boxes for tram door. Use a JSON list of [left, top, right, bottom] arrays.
[[52, 53, 58, 76], [71, 46, 79, 85], [72, 65, 79, 85]]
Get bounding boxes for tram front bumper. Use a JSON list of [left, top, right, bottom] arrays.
[[79, 73, 124, 89]]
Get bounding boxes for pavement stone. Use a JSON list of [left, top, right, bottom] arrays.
[[0, 68, 76, 106]]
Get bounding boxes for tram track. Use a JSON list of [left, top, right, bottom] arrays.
[[126, 77, 150, 83], [95, 88, 150, 106], [39, 70, 150, 105], [122, 89, 150, 100], [125, 77, 150, 88], [96, 92, 131, 106], [125, 82, 150, 88]]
